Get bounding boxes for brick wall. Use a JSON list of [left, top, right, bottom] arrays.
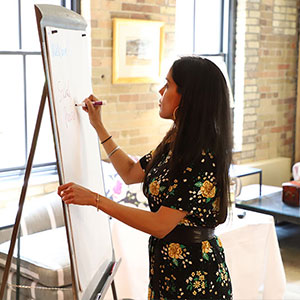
[[89, 0, 177, 158], [88, 0, 299, 164], [234, 0, 300, 164]]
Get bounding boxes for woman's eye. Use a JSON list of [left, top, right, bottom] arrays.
[[161, 82, 168, 91]]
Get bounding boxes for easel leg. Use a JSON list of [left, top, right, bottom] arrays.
[[16, 230, 21, 300], [111, 281, 118, 300], [0, 84, 48, 300]]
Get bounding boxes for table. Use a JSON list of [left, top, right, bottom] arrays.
[[236, 191, 300, 225], [108, 208, 286, 300], [230, 164, 262, 196]]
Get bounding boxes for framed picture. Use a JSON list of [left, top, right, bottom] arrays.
[[113, 18, 164, 84]]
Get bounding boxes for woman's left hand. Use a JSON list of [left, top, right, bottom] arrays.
[[58, 182, 96, 207]]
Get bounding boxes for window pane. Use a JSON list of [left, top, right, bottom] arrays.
[[195, 0, 222, 54], [26, 55, 56, 165], [175, 0, 194, 55], [65, 0, 72, 10], [222, 0, 230, 53], [0, 56, 25, 169], [21, 0, 62, 51], [0, 0, 19, 50]]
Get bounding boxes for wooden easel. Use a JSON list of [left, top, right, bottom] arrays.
[[0, 81, 120, 300], [1, 4, 121, 299], [0, 83, 80, 300], [0, 84, 55, 299]]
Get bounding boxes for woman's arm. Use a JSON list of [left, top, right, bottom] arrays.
[[58, 182, 187, 239], [94, 122, 145, 185], [83, 96, 145, 184]]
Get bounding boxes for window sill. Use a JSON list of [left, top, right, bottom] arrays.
[[0, 172, 59, 209]]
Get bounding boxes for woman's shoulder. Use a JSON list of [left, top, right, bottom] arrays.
[[168, 151, 213, 175], [200, 149, 216, 159], [184, 150, 216, 176], [139, 149, 158, 171], [194, 150, 216, 166]]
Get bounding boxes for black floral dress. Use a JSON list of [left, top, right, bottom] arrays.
[[139, 150, 232, 300]]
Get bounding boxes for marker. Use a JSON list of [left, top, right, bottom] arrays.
[[75, 100, 107, 107], [109, 262, 116, 275]]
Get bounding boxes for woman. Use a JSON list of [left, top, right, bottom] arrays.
[[58, 56, 233, 299]]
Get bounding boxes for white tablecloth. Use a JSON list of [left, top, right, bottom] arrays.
[[216, 209, 286, 299], [107, 208, 286, 300]]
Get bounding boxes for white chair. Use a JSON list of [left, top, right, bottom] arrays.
[[292, 162, 300, 181]]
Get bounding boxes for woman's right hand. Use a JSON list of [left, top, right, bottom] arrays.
[[82, 94, 103, 130]]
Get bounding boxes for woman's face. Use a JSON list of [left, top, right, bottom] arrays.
[[158, 68, 181, 120]]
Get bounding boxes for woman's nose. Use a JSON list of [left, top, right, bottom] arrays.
[[159, 86, 165, 95]]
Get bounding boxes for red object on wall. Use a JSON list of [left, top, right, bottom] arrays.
[[282, 181, 300, 207]]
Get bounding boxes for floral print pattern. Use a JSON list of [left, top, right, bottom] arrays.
[[168, 243, 183, 259], [200, 180, 216, 198], [149, 180, 161, 196], [186, 270, 208, 296], [140, 150, 232, 299], [202, 241, 213, 261]]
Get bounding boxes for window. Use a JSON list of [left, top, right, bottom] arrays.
[[0, 0, 80, 178], [175, 0, 235, 85], [195, 0, 235, 88], [175, 0, 236, 144]]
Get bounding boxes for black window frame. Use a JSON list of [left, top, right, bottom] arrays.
[[192, 0, 236, 91]]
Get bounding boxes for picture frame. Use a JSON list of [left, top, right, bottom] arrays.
[[112, 18, 164, 84]]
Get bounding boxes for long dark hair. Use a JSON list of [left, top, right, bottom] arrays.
[[144, 56, 233, 224]]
